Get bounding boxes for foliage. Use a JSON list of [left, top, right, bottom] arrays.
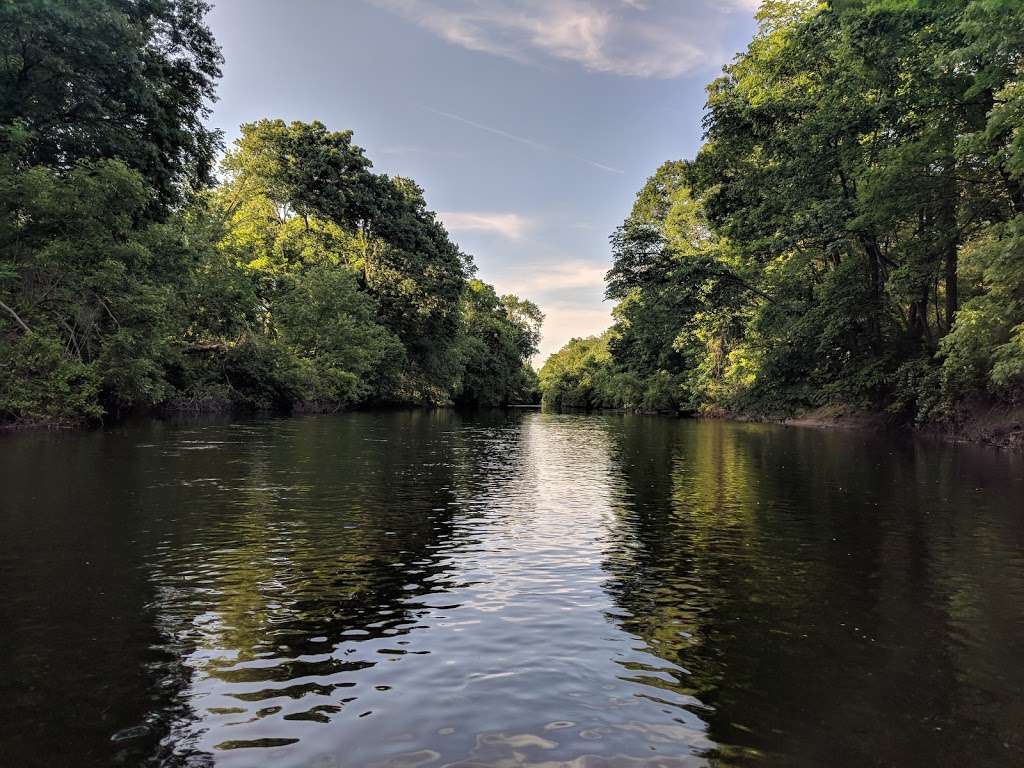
[[275, 265, 405, 406], [939, 216, 1024, 403], [216, 120, 473, 400], [539, 334, 621, 410], [0, 3, 539, 425], [456, 280, 544, 406], [0, 0, 223, 208], [0, 334, 102, 425], [0, 144, 188, 419], [539, 0, 1024, 424]]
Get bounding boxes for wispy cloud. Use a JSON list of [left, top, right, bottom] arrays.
[[535, 303, 614, 360], [376, 144, 469, 159], [439, 211, 535, 239], [484, 260, 614, 361], [425, 107, 622, 174], [425, 107, 547, 151], [499, 261, 608, 294], [369, 0, 758, 79]]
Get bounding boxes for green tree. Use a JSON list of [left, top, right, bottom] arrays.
[[0, 0, 223, 207], [553, 0, 1024, 423], [538, 334, 618, 410], [276, 265, 405, 406], [216, 121, 470, 401], [0, 140, 190, 420], [455, 280, 543, 406], [1, 4, 542, 424]]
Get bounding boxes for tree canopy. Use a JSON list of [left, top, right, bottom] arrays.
[[0, 2, 541, 425], [540, 0, 1024, 424], [0, 0, 223, 207]]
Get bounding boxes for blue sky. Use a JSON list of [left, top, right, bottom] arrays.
[[205, 0, 760, 360]]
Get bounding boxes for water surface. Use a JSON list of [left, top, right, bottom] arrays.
[[2, 412, 1023, 767]]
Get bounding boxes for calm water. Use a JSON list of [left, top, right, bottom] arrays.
[[2, 412, 1023, 767]]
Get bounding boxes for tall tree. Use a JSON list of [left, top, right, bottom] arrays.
[[542, 0, 1024, 420], [0, 0, 223, 207]]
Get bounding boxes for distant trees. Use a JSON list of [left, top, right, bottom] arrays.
[[0, 3, 540, 425], [457, 280, 543, 406], [540, 0, 1024, 423], [538, 334, 617, 410]]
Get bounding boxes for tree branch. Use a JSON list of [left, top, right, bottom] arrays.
[[0, 298, 31, 334]]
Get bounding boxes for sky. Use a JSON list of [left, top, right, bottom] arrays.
[[204, 0, 761, 361]]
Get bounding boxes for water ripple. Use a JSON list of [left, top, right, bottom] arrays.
[[2, 412, 1022, 767]]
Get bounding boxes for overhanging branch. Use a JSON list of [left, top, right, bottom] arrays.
[[0, 298, 31, 334]]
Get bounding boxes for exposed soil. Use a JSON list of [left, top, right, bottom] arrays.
[[782, 404, 898, 433], [781, 402, 1024, 450]]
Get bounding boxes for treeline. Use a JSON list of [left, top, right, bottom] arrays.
[[540, 0, 1024, 426], [0, 1, 541, 426]]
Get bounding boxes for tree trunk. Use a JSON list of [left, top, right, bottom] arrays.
[[939, 138, 959, 332], [862, 237, 885, 352], [944, 238, 958, 331], [0, 298, 32, 334]]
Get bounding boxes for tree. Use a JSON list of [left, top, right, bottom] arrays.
[[456, 280, 543, 406], [0, 4, 542, 424], [538, 334, 618, 410], [542, 0, 1024, 421], [216, 122, 471, 400], [0, 139, 190, 419], [0, 0, 223, 208]]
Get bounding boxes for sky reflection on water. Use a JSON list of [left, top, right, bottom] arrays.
[[2, 412, 1023, 767]]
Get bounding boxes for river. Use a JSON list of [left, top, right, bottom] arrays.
[[2, 411, 1022, 767]]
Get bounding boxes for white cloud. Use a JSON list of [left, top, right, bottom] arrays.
[[369, 0, 758, 79], [535, 303, 614, 361], [499, 261, 608, 295], [439, 211, 535, 239], [482, 260, 614, 362]]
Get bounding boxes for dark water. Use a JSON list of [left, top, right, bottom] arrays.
[[2, 412, 1024, 768]]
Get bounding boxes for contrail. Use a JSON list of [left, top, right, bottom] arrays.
[[424, 106, 624, 174]]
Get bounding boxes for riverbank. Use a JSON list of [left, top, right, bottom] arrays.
[[781, 405, 899, 433], [778, 402, 1024, 450], [6, 399, 1023, 451], [0, 399, 545, 433], [530, 401, 1024, 451]]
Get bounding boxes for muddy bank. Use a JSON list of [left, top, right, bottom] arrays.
[[777, 403, 1024, 450]]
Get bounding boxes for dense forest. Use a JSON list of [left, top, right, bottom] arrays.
[[0, 0, 541, 426], [540, 0, 1024, 429]]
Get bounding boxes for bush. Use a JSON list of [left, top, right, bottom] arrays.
[[0, 334, 103, 425]]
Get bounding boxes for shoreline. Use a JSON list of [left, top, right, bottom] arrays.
[[5, 402, 1023, 451], [774, 403, 1024, 451], [548, 401, 1024, 451]]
